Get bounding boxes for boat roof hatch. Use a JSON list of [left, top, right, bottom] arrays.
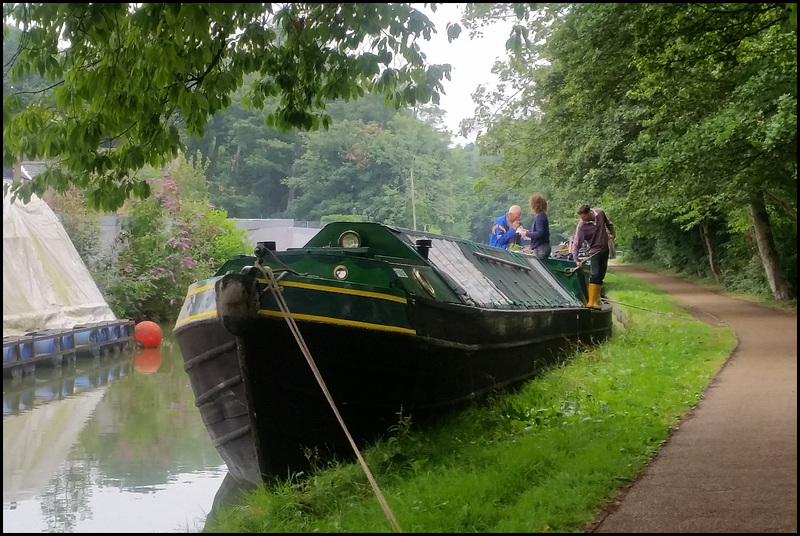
[[399, 230, 584, 309]]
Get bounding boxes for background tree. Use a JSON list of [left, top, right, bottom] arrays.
[[283, 111, 477, 237], [6, 3, 795, 302], [3, 24, 48, 105], [183, 77, 305, 218]]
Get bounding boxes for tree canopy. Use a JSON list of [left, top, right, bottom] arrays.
[[471, 2, 796, 299], [2, 2, 483, 210]]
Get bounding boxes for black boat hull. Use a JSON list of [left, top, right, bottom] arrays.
[[176, 296, 611, 483], [176, 318, 260, 485]]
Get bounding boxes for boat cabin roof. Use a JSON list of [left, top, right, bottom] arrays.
[[301, 222, 583, 309]]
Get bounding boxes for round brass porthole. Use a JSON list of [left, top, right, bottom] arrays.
[[338, 230, 361, 248], [333, 265, 349, 280], [413, 268, 436, 297]]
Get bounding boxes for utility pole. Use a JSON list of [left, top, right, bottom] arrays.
[[410, 167, 417, 230]]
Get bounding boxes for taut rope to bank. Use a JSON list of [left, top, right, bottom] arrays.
[[255, 259, 403, 533]]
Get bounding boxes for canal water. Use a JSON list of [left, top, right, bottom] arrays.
[[3, 326, 229, 533]]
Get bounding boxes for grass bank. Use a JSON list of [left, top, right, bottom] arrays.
[[203, 268, 737, 533]]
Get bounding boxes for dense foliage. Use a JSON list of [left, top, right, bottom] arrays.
[[183, 90, 484, 236], [53, 153, 251, 322], [470, 3, 797, 300]]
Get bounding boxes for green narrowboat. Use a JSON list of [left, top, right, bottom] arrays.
[[173, 222, 612, 485]]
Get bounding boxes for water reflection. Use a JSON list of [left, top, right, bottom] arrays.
[[4, 356, 131, 417], [3, 329, 228, 533]]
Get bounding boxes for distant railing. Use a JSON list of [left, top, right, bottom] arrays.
[[294, 220, 324, 228]]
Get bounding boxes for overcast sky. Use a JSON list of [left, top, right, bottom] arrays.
[[417, 4, 515, 144]]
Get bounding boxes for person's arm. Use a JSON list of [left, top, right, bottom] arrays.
[[491, 221, 518, 248], [503, 224, 520, 247], [605, 214, 616, 239], [514, 228, 524, 246], [570, 226, 583, 263]]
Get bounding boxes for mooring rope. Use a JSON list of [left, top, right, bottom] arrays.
[[255, 260, 403, 533], [604, 298, 722, 323]]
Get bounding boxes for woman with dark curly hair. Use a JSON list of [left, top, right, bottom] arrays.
[[525, 193, 551, 261]]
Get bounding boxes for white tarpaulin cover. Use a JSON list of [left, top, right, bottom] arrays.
[[3, 189, 116, 337]]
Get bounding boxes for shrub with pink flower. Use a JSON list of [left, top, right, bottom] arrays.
[[92, 155, 250, 322]]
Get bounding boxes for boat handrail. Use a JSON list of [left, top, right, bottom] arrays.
[[473, 252, 532, 272]]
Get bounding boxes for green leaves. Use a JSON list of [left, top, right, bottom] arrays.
[[446, 22, 462, 43], [472, 2, 796, 299], [3, 3, 457, 210]]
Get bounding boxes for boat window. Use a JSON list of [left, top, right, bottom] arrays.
[[413, 269, 436, 298], [333, 265, 349, 280], [338, 230, 362, 248]]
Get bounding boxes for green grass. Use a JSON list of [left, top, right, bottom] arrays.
[[203, 270, 737, 533]]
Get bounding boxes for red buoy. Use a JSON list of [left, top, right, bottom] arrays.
[[135, 321, 163, 348]]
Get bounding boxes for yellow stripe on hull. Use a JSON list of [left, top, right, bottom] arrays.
[[186, 283, 215, 297], [175, 308, 415, 335], [184, 278, 406, 304], [272, 280, 407, 303], [257, 309, 416, 334], [174, 310, 217, 328]]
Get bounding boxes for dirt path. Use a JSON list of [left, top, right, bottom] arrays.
[[588, 265, 797, 533]]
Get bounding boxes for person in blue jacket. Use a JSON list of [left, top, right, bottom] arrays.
[[489, 205, 524, 249]]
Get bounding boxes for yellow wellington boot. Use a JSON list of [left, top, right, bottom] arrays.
[[587, 283, 602, 309]]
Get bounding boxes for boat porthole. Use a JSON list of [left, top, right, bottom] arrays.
[[413, 269, 436, 297], [333, 265, 349, 280], [338, 230, 362, 248]]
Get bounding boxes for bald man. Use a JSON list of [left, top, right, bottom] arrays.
[[489, 205, 524, 249]]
